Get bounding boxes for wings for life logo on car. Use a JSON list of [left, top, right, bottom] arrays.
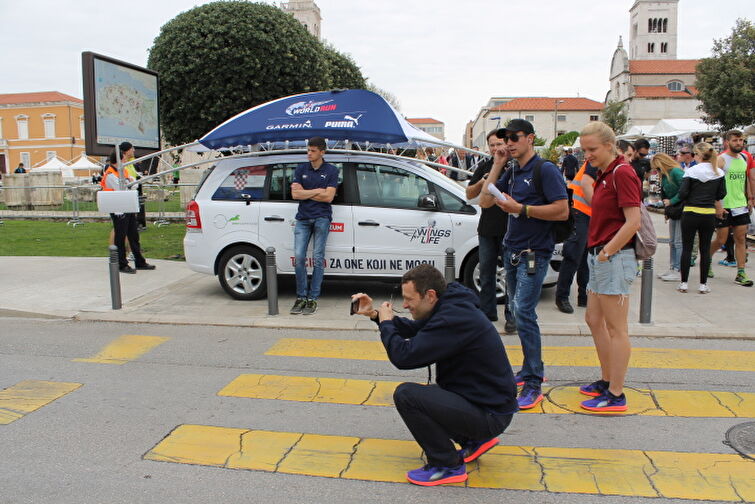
[[387, 224, 451, 244], [285, 100, 337, 116]]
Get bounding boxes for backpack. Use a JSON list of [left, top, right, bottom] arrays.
[[614, 164, 657, 260], [532, 159, 574, 243]]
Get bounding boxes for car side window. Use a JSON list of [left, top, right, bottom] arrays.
[[268, 162, 345, 202], [435, 184, 476, 214], [355, 163, 430, 209], [211, 165, 266, 201]]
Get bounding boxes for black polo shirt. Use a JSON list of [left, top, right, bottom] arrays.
[[468, 158, 510, 237]]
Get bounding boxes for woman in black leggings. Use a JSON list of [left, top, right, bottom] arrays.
[[676, 143, 726, 293]]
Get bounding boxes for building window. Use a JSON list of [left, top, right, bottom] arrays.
[[557, 115, 566, 122], [46, 151, 56, 161], [648, 18, 652, 32], [663, 18, 668, 33], [0, 117, 3, 139], [525, 115, 534, 121], [667, 80, 683, 92], [660, 42, 667, 53], [80, 117, 86, 140], [21, 152, 31, 169], [557, 130, 566, 136], [43, 114, 56, 139], [590, 115, 599, 121], [16, 115, 29, 140], [648, 42, 655, 53]]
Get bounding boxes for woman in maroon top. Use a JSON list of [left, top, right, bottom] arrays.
[[578, 122, 642, 413]]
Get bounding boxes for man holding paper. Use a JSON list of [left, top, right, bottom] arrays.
[[479, 119, 569, 410]]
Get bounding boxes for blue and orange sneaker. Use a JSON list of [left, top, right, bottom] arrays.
[[580, 391, 627, 412], [579, 379, 609, 397], [517, 385, 544, 409], [459, 438, 499, 463], [406, 463, 467, 486]]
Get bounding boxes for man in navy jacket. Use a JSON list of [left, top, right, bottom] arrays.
[[352, 264, 517, 486]]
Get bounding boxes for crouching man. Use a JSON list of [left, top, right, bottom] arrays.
[[352, 264, 518, 486]]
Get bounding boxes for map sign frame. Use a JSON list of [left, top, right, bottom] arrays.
[[82, 51, 161, 156]]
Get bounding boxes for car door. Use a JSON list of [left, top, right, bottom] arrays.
[[206, 161, 266, 245], [351, 161, 452, 276], [261, 162, 353, 274]]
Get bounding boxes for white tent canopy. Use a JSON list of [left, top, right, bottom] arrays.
[[617, 124, 655, 139], [69, 153, 102, 170], [648, 118, 715, 137], [34, 156, 73, 178]]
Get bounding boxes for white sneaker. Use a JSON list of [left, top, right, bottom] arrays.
[[677, 282, 688, 293], [698, 284, 711, 294], [660, 270, 681, 282], [657, 269, 673, 279]]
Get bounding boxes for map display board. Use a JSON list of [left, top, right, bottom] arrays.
[[82, 52, 160, 156]]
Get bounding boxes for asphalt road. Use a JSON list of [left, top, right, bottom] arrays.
[[0, 317, 753, 504]]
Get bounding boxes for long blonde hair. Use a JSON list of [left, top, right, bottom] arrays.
[[650, 152, 679, 179], [580, 121, 617, 156], [693, 142, 719, 175]]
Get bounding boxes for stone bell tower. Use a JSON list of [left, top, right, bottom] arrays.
[[629, 0, 678, 60], [280, 1, 322, 39]]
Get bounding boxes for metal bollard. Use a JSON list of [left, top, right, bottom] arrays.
[[444, 248, 456, 284], [108, 245, 122, 310], [639, 257, 653, 324], [266, 247, 279, 315]]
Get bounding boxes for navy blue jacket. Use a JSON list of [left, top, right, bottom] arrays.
[[378, 282, 518, 414]]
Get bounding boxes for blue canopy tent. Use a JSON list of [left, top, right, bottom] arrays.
[[197, 89, 448, 150]]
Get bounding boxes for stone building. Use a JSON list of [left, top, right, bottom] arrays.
[[280, 1, 321, 39], [407, 118, 445, 141]]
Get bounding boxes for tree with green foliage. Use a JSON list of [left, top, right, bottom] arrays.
[[695, 18, 755, 130], [322, 43, 366, 90], [148, 1, 365, 146], [601, 100, 628, 135], [550, 131, 579, 148]]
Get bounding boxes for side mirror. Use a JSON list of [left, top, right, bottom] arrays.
[[418, 194, 438, 209]]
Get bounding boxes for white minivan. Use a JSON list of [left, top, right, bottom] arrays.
[[183, 150, 560, 300]]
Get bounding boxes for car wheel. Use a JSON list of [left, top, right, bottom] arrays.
[[463, 250, 507, 304], [218, 246, 266, 300]]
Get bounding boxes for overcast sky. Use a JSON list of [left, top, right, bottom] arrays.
[[1, 0, 751, 144]]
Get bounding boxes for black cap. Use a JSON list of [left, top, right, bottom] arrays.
[[496, 119, 535, 138], [118, 141, 133, 152]]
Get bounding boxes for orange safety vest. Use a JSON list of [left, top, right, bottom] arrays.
[[568, 162, 592, 217], [100, 165, 119, 191]]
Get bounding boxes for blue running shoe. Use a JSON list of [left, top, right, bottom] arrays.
[[719, 259, 737, 267], [406, 463, 467, 486], [581, 391, 627, 413], [517, 385, 544, 409], [459, 438, 499, 463], [579, 379, 609, 397]]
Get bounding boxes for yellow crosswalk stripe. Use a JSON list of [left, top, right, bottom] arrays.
[[144, 424, 755, 501], [0, 380, 82, 425], [72, 335, 170, 365], [218, 373, 755, 418], [265, 339, 755, 372]]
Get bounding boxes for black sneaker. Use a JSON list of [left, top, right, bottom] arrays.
[[290, 298, 306, 314], [135, 263, 156, 270], [119, 265, 136, 274], [302, 299, 318, 315], [577, 297, 588, 308], [504, 320, 517, 334], [556, 298, 574, 314]]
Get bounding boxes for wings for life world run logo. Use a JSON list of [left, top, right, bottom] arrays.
[[387, 225, 451, 244], [285, 100, 338, 116]]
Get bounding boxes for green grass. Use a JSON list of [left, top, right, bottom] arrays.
[[0, 220, 186, 260], [0, 193, 185, 213]]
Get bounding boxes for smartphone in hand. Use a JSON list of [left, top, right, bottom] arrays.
[[350, 298, 360, 315]]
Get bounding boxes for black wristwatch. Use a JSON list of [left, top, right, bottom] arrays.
[[519, 204, 528, 218]]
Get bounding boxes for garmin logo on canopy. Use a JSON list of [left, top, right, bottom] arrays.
[[285, 100, 337, 116], [266, 120, 313, 130], [324, 114, 363, 129]]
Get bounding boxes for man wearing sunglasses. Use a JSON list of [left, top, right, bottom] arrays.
[[480, 119, 569, 410]]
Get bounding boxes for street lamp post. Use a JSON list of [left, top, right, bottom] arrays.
[[554, 99, 565, 143]]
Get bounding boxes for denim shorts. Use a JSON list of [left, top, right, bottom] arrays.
[[587, 248, 637, 296]]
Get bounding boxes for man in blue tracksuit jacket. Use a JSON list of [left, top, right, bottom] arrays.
[[352, 264, 518, 487]]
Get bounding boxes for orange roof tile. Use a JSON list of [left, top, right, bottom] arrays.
[[407, 117, 444, 125], [490, 97, 603, 112], [629, 59, 699, 74], [0, 91, 83, 105], [633, 85, 698, 98]]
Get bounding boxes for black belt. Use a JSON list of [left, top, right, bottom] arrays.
[[587, 243, 633, 256]]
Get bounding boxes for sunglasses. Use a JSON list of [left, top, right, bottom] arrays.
[[680, 152, 691, 155], [502, 132, 527, 143]]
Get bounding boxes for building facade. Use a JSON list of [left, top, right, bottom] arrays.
[[606, 0, 702, 129], [280, 1, 321, 39], [0, 92, 86, 175], [469, 97, 604, 149], [407, 118, 445, 141]]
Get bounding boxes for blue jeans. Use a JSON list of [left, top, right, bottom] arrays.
[[294, 217, 330, 300], [555, 210, 589, 301], [504, 250, 549, 387], [668, 218, 682, 271], [478, 235, 512, 322]]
